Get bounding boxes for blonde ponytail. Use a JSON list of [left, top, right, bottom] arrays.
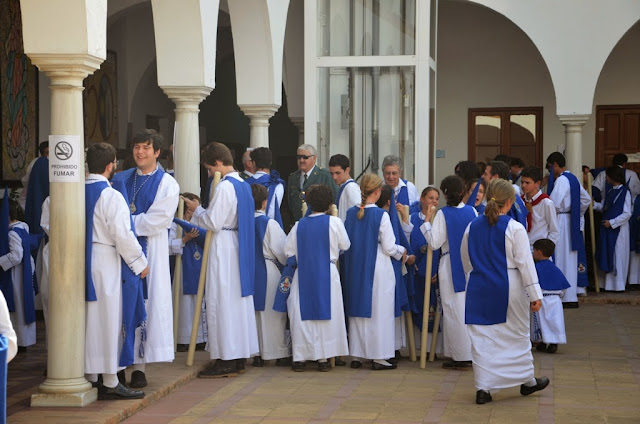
[[358, 173, 383, 219], [484, 179, 515, 226]]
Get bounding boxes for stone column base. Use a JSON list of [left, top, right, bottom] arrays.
[[31, 388, 97, 407]]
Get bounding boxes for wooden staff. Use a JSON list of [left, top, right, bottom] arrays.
[[329, 203, 338, 368], [587, 172, 600, 292], [403, 205, 417, 362], [172, 197, 185, 352], [187, 171, 221, 366], [420, 206, 436, 369], [301, 199, 308, 217], [428, 293, 441, 362]]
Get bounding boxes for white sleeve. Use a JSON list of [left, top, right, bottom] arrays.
[[461, 225, 472, 276], [40, 197, 50, 237], [379, 213, 405, 260], [0, 230, 23, 272], [593, 171, 606, 194], [333, 217, 351, 252], [0, 294, 17, 362], [544, 199, 560, 245], [609, 192, 632, 229], [105, 191, 148, 275], [579, 184, 591, 215], [626, 169, 640, 198], [133, 175, 180, 237], [421, 210, 447, 250], [407, 181, 419, 204], [168, 222, 183, 256], [510, 222, 542, 302], [265, 220, 288, 265], [192, 180, 234, 233], [345, 183, 362, 211], [284, 222, 299, 258]]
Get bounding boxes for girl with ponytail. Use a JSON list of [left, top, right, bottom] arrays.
[[343, 174, 407, 370]]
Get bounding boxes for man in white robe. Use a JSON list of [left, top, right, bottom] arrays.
[[329, 154, 362, 222]]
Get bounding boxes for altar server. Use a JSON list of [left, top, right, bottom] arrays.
[[329, 154, 361, 222]]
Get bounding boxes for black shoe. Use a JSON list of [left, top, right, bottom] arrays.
[[236, 359, 246, 374], [129, 370, 147, 388], [195, 342, 207, 351], [520, 377, 550, 396], [98, 383, 145, 400], [252, 356, 264, 367], [91, 374, 104, 389], [395, 350, 403, 361], [628, 285, 640, 291], [442, 360, 472, 370], [334, 357, 347, 366], [388, 357, 399, 365], [372, 361, 397, 370], [276, 357, 293, 367], [318, 361, 331, 372], [546, 344, 558, 354], [536, 342, 547, 352], [199, 360, 238, 378], [350, 360, 363, 369], [176, 344, 188, 352], [476, 390, 492, 405], [291, 361, 305, 372], [17, 346, 26, 354], [562, 302, 579, 309], [117, 370, 126, 385]]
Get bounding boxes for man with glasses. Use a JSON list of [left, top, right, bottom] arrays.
[[287, 145, 338, 222]]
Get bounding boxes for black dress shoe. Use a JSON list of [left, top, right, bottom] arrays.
[[562, 302, 579, 309], [350, 360, 362, 369], [129, 370, 147, 388], [442, 360, 472, 370], [236, 359, 246, 374], [117, 370, 126, 385], [252, 356, 264, 367], [176, 344, 188, 352], [291, 361, 305, 372], [546, 344, 558, 354], [276, 357, 293, 367], [99, 383, 145, 400], [476, 390, 492, 404], [199, 360, 238, 378], [17, 346, 26, 353], [334, 357, 347, 366], [536, 342, 547, 352], [195, 342, 207, 351], [520, 376, 550, 396], [372, 362, 397, 370], [388, 357, 399, 365], [318, 361, 331, 372]]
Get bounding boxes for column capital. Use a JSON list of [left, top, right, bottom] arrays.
[[28, 53, 104, 83], [558, 114, 591, 128], [240, 104, 280, 120], [161, 86, 213, 108]]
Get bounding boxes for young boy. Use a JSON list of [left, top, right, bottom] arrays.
[[283, 184, 350, 371], [531, 239, 570, 353], [520, 166, 559, 249], [250, 184, 291, 367], [328, 154, 361, 222]]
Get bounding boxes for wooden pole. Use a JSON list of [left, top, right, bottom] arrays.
[[172, 197, 185, 352], [587, 173, 600, 292], [403, 205, 417, 362], [428, 300, 441, 362], [420, 206, 436, 369], [186, 171, 221, 366], [329, 203, 338, 368], [301, 200, 308, 217]]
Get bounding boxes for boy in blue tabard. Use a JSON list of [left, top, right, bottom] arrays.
[[246, 147, 285, 228], [184, 142, 259, 378], [283, 184, 350, 372], [593, 166, 632, 292], [530, 239, 570, 354], [168, 193, 207, 352], [249, 184, 291, 367], [329, 154, 361, 222]]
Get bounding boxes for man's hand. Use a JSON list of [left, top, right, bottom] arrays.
[[140, 266, 150, 279], [406, 255, 416, 266], [181, 196, 200, 214], [530, 299, 542, 312]]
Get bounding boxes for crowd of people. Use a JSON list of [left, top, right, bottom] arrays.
[[1, 129, 638, 405]]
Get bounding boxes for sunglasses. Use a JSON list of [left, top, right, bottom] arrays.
[[297, 155, 315, 160]]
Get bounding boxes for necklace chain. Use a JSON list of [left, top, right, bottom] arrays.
[[130, 172, 151, 213]]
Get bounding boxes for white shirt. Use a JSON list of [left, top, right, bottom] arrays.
[[593, 166, 640, 199], [522, 190, 559, 247], [337, 179, 361, 222]]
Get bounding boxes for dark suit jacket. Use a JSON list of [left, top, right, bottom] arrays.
[[287, 166, 338, 221]]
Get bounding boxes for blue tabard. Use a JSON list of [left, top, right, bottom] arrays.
[[509, 194, 529, 229], [409, 201, 421, 215], [564, 172, 589, 287], [24, 157, 49, 237], [85, 181, 109, 302], [8, 227, 39, 325], [596, 185, 628, 273], [297, 215, 331, 320], [273, 256, 296, 313], [172, 218, 206, 294], [0, 333, 7, 423], [396, 180, 410, 206], [0, 192, 12, 313], [246, 171, 285, 228], [630, 195, 640, 254], [465, 215, 511, 325], [226, 176, 256, 297], [441, 205, 477, 293], [388, 194, 412, 317], [253, 214, 270, 311], [335, 179, 356, 207], [546, 166, 555, 194], [475, 203, 486, 215], [535, 259, 570, 291], [343, 206, 384, 318]]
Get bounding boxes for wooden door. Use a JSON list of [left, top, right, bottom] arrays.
[[596, 105, 640, 174]]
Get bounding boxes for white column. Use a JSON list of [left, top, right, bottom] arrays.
[[29, 55, 103, 407], [559, 114, 590, 175], [162, 87, 212, 194], [240, 105, 279, 149], [290, 116, 305, 146]]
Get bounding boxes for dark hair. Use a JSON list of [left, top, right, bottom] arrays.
[[440, 175, 465, 207], [87, 142, 117, 174], [605, 166, 625, 185], [455, 160, 481, 184], [487, 160, 510, 180], [38, 141, 49, 156], [477, 161, 487, 175], [533, 238, 555, 258], [376, 185, 393, 208], [328, 154, 350, 171], [612, 154, 628, 167], [582, 165, 590, 173], [546, 152, 566, 168], [306, 184, 333, 213], [465, 178, 486, 196], [181, 192, 200, 202], [510, 157, 525, 168], [132, 129, 163, 152], [421, 186, 439, 198], [250, 147, 272, 170], [201, 142, 234, 167], [494, 154, 511, 163], [9, 199, 23, 221], [520, 166, 543, 183], [251, 184, 268, 210]]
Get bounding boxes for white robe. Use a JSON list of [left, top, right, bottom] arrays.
[[192, 172, 259, 360], [629, 254, 640, 285], [523, 191, 559, 247], [168, 222, 207, 345], [548, 173, 591, 302], [421, 203, 476, 362], [0, 292, 17, 362], [337, 179, 361, 222], [348, 207, 404, 360], [594, 187, 632, 292], [85, 175, 148, 375], [593, 167, 640, 199], [284, 214, 350, 362], [531, 291, 566, 344], [132, 169, 180, 364], [254, 212, 290, 360], [39, 197, 50, 331], [461, 219, 543, 391], [0, 221, 35, 347]]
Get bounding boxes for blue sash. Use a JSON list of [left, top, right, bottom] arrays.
[[546, 166, 555, 194], [246, 171, 285, 228], [24, 157, 49, 237], [253, 214, 270, 311], [172, 218, 206, 294], [535, 259, 570, 291], [441, 205, 477, 293], [465, 215, 511, 325], [396, 180, 409, 206], [0, 192, 13, 313], [509, 194, 529, 229], [336, 179, 356, 207], [465, 178, 483, 208], [85, 181, 109, 302], [476, 203, 486, 215], [596, 185, 628, 273], [226, 177, 256, 297], [297, 215, 331, 320], [343, 206, 384, 318], [630, 195, 640, 254], [388, 194, 412, 317], [11, 227, 39, 325], [0, 334, 7, 424], [273, 256, 296, 313], [563, 172, 589, 287]]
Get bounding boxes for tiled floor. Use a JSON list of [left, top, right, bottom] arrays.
[[6, 291, 640, 424]]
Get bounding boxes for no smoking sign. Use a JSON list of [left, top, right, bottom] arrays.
[[49, 135, 82, 182]]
